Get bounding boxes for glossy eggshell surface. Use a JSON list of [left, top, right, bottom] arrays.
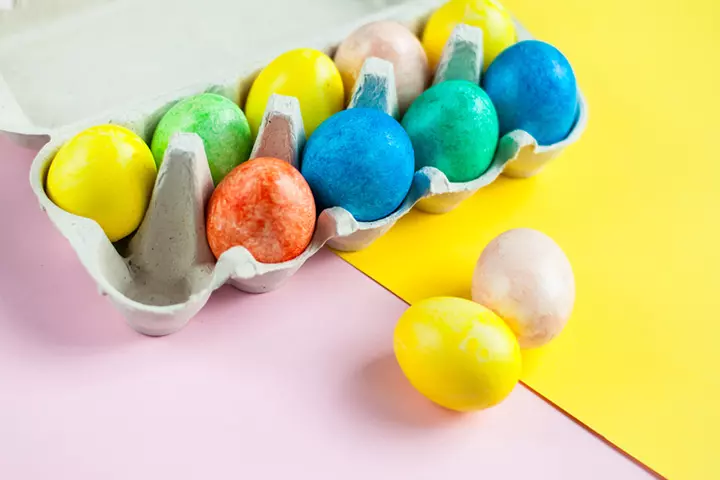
[[472, 228, 575, 348], [394, 296, 522, 412], [402, 80, 499, 183], [245, 48, 345, 138], [422, 0, 517, 70], [333, 20, 430, 113], [206, 157, 316, 264], [46, 124, 157, 242], [150, 93, 252, 185], [301, 108, 414, 222], [483, 40, 578, 145]]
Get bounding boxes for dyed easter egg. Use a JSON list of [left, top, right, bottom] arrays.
[[206, 157, 315, 264], [301, 108, 414, 222], [472, 228, 575, 348], [151, 93, 252, 185], [483, 40, 578, 145], [394, 297, 521, 412], [402, 79, 498, 182], [334, 20, 430, 113], [46, 125, 156, 242], [422, 0, 517, 71], [245, 48, 344, 137]]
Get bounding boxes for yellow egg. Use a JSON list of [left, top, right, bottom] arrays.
[[46, 125, 157, 242], [245, 48, 345, 137], [422, 0, 517, 71], [394, 296, 521, 412]]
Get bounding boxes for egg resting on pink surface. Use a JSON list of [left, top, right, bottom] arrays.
[[471, 228, 575, 348], [206, 157, 316, 264], [334, 20, 430, 113]]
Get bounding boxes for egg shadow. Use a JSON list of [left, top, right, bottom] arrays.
[[346, 353, 463, 429]]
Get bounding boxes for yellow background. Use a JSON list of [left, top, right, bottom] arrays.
[[339, 0, 720, 478]]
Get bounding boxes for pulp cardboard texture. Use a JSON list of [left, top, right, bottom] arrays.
[[3, 0, 587, 335]]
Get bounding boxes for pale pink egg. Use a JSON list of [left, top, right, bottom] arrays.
[[334, 20, 430, 113], [471, 228, 575, 348]]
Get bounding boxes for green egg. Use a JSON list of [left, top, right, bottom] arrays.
[[401, 80, 499, 183], [151, 93, 252, 184]]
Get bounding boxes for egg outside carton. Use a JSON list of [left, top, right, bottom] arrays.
[[326, 22, 587, 250], [26, 2, 587, 336]]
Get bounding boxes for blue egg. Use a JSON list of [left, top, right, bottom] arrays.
[[301, 108, 414, 222], [483, 40, 578, 146]]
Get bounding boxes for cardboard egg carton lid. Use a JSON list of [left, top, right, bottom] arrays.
[[0, 0, 445, 139]]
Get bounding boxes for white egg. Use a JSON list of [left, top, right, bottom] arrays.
[[471, 228, 575, 348], [333, 20, 429, 113]]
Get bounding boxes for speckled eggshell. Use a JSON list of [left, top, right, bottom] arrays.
[[482, 40, 578, 145], [301, 108, 414, 222], [334, 20, 430, 113], [151, 93, 252, 185], [471, 228, 575, 348], [206, 157, 316, 264], [401, 79, 499, 183]]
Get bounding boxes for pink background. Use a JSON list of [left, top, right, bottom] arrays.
[[0, 135, 650, 479]]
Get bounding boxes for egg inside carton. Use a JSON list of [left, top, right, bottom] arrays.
[[27, 6, 587, 337]]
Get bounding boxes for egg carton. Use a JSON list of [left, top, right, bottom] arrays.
[[3, 0, 587, 335]]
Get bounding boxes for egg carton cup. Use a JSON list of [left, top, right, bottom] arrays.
[[11, 0, 587, 335]]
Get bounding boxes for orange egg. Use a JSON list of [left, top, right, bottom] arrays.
[[206, 157, 316, 263]]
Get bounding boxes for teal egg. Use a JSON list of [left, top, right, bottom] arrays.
[[151, 93, 252, 184], [401, 80, 499, 183]]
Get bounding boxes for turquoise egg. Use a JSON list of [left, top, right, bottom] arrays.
[[401, 80, 499, 183]]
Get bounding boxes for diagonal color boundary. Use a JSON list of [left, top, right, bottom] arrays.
[[335, 251, 664, 479]]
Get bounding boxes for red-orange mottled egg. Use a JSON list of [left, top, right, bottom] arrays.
[[206, 157, 316, 263]]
